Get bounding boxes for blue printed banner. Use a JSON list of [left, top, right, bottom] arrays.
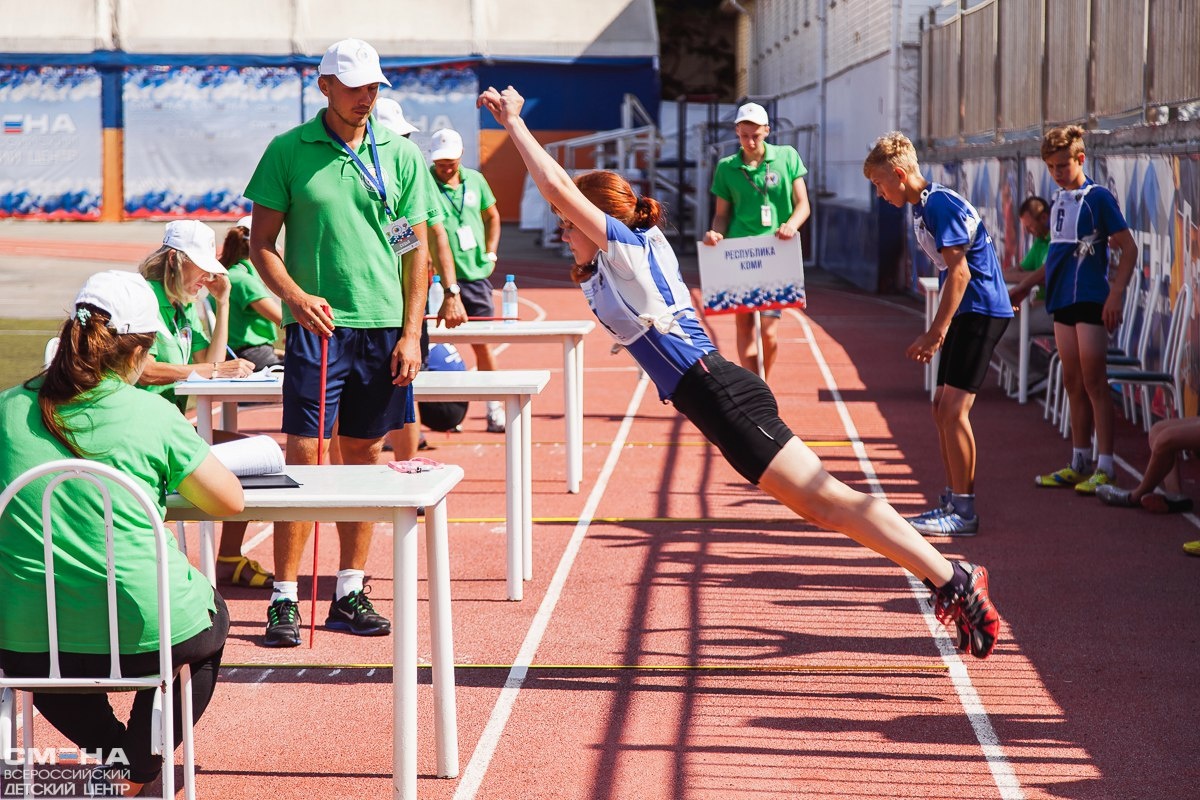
[[697, 235, 806, 315], [0, 67, 102, 219], [123, 66, 301, 217]]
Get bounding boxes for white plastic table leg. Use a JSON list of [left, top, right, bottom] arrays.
[[424, 498, 459, 778], [392, 507, 418, 800], [503, 396, 523, 601]]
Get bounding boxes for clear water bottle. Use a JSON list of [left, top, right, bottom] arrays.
[[501, 274, 518, 323], [427, 274, 444, 316]]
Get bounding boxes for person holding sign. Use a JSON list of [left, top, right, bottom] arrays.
[[244, 38, 438, 648], [863, 132, 1012, 538], [429, 127, 507, 432], [702, 102, 810, 379], [481, 84, 1003, 660]]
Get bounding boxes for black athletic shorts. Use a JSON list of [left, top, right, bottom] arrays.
[[670, 351, 794, 484], [459, 277, 495, 319], [937, 312, 1010, 393], [1052, 301, 1104, 327]]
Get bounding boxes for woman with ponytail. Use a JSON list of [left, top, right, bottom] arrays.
[[479, 85, 1004, 660], [138, 220, 272, 588], [0, 271, 241, 796], [219, 216, 284, 370]]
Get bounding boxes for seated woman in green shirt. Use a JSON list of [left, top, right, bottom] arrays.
[[219, 216, 284, 370], [0, 270, 243, 797], [136, 220, 272, 589]]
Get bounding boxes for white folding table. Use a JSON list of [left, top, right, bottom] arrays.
[[166, 464, 464, 800], [413, 369, 550, 601], [429, 320, 594, 493]]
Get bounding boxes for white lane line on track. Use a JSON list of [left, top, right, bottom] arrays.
[[453, 371, 652, 800], [791, 308, 1026, 800]]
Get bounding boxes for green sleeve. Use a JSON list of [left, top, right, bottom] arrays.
[[710, 160, 733, 202], [392, 140, 434, 226], [480, 173, 497, 211], [244, 134, 291, 213]]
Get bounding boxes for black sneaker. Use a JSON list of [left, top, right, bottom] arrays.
[[325, 586, 391, 636], [263, 598, 302, 648], [931, 562, 1001, 659]]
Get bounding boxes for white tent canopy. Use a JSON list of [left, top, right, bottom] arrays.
[[0, 0, 658, 58]]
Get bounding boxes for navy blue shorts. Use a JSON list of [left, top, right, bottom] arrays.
[[670, 351, 794, 484], [459, 277, 495, 319], [282, 324, 415, 440], [1052, 302, 1104, 326]]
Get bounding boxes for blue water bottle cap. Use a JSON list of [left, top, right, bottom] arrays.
[[432, 275, 441, 283], [506, 274, 515, 282]]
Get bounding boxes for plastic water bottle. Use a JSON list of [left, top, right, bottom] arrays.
[[501, 274, 518, 323], [427, 274, 444, 316]]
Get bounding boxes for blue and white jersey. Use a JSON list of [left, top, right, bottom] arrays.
[[912, 183, 1013, 319], [1045, 178, 1129, 312], [580, 216, 715, 400]]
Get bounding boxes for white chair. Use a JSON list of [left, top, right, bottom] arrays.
[[1108, 283, 1192, 428], [42, 337, 59, 370], [0, 459, 196, 800]]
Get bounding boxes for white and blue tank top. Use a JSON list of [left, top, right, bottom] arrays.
[[579, 216, 716, 400], [1045, 178, 1129, 312]]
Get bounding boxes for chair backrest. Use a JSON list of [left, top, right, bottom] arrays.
[[0, 459, 174, 684], [1161, 283, 1192, 378], [42, 337, 59, 370], [1113, 280, 1145, 354]]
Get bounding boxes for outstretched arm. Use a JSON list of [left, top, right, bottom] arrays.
[[478, 86, 607, 252]]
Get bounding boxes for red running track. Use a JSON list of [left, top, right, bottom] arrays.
[[12, 261, 1199, 800]]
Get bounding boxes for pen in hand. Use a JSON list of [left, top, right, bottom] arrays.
[[226, 346, 238, 360]]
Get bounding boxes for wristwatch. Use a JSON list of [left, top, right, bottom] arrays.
[[484, 251, 498, 263], [446, 283, 461, 296]]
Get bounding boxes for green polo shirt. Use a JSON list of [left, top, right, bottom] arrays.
[[0, 377, 215, 654], [710, 142, 808, 238], [244, 110, 439, 328], [433, 166, 497, 283], [227, 259, 279, 349], [1019, 234, 1050, 301], [144, 279, 210, 412]]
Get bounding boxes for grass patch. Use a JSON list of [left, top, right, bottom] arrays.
[[0, 319, 64, 391]]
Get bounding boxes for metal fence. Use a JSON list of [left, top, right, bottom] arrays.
[[921, 0, 1200, 142]]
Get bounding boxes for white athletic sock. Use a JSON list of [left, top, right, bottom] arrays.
[[1096, 454, 1115, 477], [486, 400, 503, 415], [335, 569, 365, 600], [1071, 448, 1091, 472], [270, 580, 299, 604]]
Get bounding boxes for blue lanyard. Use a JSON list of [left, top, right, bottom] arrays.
[[439, 177, 467, 220], [323, 116, 393, 219]]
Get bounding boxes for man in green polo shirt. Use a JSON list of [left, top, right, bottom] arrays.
[[1005, 195, 1055, 386], [428, 127, 505, 432], [244, 38, 438, 648], [702, 102, 811, 380]]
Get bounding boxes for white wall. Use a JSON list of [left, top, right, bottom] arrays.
[[2, 0, 658, 58]]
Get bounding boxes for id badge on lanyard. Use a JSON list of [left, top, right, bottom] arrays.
[[760, 204, 773, 227], [325, 118, 415, 254]]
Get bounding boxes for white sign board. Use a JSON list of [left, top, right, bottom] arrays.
[[696, 235, 805, 315]]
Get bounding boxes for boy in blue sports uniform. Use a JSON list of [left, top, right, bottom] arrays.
[[864, 132, 1013, 536], [1032, 125, 1137, 494]]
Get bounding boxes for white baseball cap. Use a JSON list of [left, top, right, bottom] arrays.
[[235, 214, 252, 230], [318, 38, 390, 88], [429, 128, 463, 161], [374, 98, 418, 136], [162, 220, 227, 275], [74, 271, 162, 335], [734, 102, 770, 126]]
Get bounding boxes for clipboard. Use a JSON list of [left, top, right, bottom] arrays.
[[238, 473, 301, 489]]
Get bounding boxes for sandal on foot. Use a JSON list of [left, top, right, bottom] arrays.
[[217, 555, 274, 588]]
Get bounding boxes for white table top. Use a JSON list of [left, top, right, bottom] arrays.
[[165, 464, 464, 522], [412, 369, 550, 401], [174, 377, 283, 398], [428, 319, 595, 341]]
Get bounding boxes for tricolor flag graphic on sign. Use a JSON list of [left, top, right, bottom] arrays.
[[3, 116, 23, 134]]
